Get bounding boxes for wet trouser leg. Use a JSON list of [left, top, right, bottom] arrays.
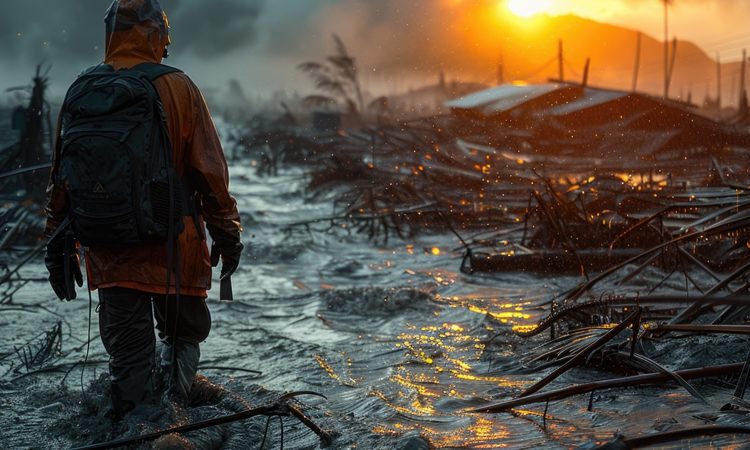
[[98, 287, 156, 418], [153, 295, 211, 402]]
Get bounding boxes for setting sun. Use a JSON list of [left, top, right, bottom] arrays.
[[506, 0, 552, 17]]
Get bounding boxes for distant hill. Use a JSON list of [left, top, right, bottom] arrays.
[[503, 14, 738, 106], [355, 11, 744, 107]]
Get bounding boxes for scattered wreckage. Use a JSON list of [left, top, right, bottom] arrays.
[[232, 81, 750, 447]]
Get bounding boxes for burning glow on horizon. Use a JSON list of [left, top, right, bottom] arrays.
[[505, 0, 553, 18]]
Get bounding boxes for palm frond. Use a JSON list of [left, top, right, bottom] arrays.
[[302, 95, 338, 108], [298, 61, 326, 74], [327, 56, 358, 83], [300, 34, 364, 115], [314, 78, 349, 99], [332, 34, 350, 59]]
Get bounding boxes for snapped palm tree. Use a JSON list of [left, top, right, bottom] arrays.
[[299, 34, 386, 120]]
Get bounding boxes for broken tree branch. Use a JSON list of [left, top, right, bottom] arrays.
[[519, 309, 641, 397], [471, 362, 743, 413]]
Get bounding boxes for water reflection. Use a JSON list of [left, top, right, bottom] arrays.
[[371, 295, 544, 447]]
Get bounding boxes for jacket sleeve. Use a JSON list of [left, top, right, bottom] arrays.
[[44, 113, 68, 238], [183, 79, 242, 244]]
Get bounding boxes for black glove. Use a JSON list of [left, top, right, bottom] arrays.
[[208, 226, 243, 280], [211, 240, 243, 280], [45, 227, 83, 301]]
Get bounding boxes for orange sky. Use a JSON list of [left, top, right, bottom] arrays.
[[282, 0, 748, 102], [495, 0, 750, 62], [2, 0, 747, 101]]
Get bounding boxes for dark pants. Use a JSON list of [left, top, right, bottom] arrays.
[[98, 287, 211, 418]]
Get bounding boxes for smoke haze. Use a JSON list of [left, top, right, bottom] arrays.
[[0, 0, 748, 105]]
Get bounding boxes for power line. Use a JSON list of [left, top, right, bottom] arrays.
[[508, 57, 557, 81], [563, 58, 583, 79], [701, 31, 750, 49]]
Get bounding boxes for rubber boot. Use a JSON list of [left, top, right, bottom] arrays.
[[160, 340, 201, 405]]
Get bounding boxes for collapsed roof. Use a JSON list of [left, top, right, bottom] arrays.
[[445, 83, 750, 157]]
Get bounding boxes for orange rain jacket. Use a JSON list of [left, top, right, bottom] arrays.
[[45, 2, 241, 298]]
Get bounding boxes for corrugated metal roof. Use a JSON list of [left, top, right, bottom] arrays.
[[546, 88, 628, 116], [446, 83, 718, 129], [597, 129, 681, 157], [445, 83, 563, 112]]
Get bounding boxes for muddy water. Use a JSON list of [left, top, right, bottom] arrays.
[[1, 163, 749, 449]]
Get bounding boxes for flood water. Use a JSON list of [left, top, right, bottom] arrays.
[[1, 158, 749, 449]]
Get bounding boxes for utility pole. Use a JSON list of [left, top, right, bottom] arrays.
[[740, 49, 748, 119], [632, 32, 642, 92], [716, 52, 722, 109], [742, 49, 747, 100], [582, 58, 591, 87], [666, 37, 678, 97], [663, 0, 669, 99], [558, 40, 564, 82], [497, 47, 505, 85]]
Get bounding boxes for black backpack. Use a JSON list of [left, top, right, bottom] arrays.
[[58, 63, 188, 247]]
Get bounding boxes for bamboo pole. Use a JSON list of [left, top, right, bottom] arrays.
[[717, 52, 722, 109], [663, 0, 670, 99], [652, 324, 750, 335], [582, 58, 591, 87], [625, 425, 750, 448], [632, 32, 642, 92], [471, 362, 743, 413]]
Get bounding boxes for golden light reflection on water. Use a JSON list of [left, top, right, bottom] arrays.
[[315, 354, 340, 382], [511, 323, 539, 333], [368, 302, 542, 447], [391, 370, 441, 398], [370, 389, 438, 417], [451, 371, 527, 388], [433, 294, 541, 336], [373, 418, 512, 449], [613, 172, 669, 188], [314, 289, 546, 447], [467, 304, 531, 322], [314, 354, 357, 387]]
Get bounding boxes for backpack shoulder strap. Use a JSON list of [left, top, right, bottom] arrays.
[[80, 63, 114, 77], [130, 63, 183, 81]]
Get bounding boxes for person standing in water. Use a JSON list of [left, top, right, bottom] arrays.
[[44, 0, 243, 419]]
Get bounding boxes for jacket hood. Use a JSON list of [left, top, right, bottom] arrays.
[[104, 0, 170, 67]]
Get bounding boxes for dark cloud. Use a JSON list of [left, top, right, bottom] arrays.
[[168, 0, 263, 57], [0, 0, 747, 101], [0, 0, 263, 64], [0, 1, 102, 62], [289, 0, 495, 74]]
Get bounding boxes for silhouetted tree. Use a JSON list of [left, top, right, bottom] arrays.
[[299, 34, 387, 121]]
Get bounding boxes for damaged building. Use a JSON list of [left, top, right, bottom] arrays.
[[446, 82, 750, 159]]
